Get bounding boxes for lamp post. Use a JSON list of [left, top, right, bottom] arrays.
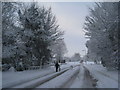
[[82, 50, 87, 63]]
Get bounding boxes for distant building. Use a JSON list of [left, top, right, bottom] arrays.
[[71, 53, 81, 61]]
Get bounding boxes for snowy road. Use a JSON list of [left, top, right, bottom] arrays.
[[2, 62, 81, 88], [36, 66, 80, 88], [13, 68, 69, 88], [2, 62, 118, 89], [61, 65, 97, 88], [35, 64, 118, 88], [2, 63, 98, 89], [36, 64, 97, 88]]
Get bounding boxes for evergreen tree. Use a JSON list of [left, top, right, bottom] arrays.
[[84, 2, 118, 70], [18, 3, 63, 66], [2, 2, 64, 70], [2, 2, 26, 70]]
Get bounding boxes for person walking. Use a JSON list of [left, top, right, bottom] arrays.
[[55, 62, 59, 72]]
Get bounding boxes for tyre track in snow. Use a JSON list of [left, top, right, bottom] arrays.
[[3, 65, 71, 88], [12, 65, 80, 88], [63, 65, 98, 89], [4, 64, 83, 89], [36, 66, 80, 88], [83, 66, 98, 89]]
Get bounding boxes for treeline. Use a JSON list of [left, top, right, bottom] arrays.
[[2, 2, 67, 71], [84, 2, 119, 70]]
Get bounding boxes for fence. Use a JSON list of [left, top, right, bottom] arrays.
[[28, 64, 50, 70]]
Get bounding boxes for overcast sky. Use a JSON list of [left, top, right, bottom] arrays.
[[38, 2, 94, 57]]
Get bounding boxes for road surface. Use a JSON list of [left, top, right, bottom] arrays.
[[10, 64, 97, 88]]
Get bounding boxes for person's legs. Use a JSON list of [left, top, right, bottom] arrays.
[[56, 67, 58, 72]]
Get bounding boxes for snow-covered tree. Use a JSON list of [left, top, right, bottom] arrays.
[[2, 2, 64, 70], [50, 39, 67, 62], [18, 3, 64, 66], [84, 2, 118, 70], [2, 2, 26, 69]]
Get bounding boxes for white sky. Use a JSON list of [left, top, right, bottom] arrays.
[[38, 2, 94, 57]]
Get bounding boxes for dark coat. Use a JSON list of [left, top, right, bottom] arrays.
[[55, 63, 59, 68]]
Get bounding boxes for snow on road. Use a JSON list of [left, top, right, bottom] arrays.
[[3, 61, 118, 88], [84, 64, 118, 88], [68, 65, 85, 88], [2, 62, 80, 88], [13, 69, 68, 88], [65, 64, 96, 88], [36, 66, 80, 88]]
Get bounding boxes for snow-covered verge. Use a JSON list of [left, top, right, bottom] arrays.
[[2, 67, 55, 88], [36, 66, 80, 88], [84, 64, 118, 88]]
